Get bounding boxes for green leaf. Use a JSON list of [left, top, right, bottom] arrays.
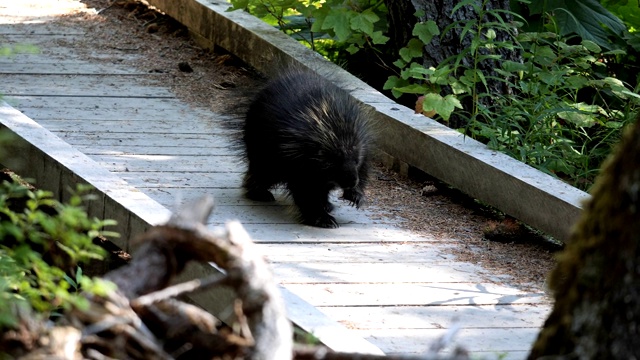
[[412, 21, 439, 44], [558, 110, 597, 127], [393, 58, 406, 69], [370, 31, 389, 45], [532, 45, 558, 67], [345, 43, 360, 54], [551, 0, 626, 50], [321, 8, 353, 42], [310, 7, 329, 32], [350, 11, 376, 34], [398, 38, 423, 62], [485, 28, 497, 40], [422, 93, 463, 121], [393, 84, 429, 94], [501, 60, 528, 72], [566, 75, 589, 89], [581, 39, 601, 53]]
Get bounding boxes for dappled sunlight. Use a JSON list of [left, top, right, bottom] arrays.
[[0, 0, 95, 24]]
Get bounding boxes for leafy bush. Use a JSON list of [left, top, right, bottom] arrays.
[[384, 2, 640, 189], [227, 0, 389, 57], [0, 171, 117, 329]]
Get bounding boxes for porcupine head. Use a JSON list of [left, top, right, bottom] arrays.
[[295, 94, 372, 207]]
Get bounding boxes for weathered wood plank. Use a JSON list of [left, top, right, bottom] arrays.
[[118, 172, 243, 189], [257, 243, 459, 263], [42, 120, 228, 135], [270, 262, 493, 284], [6, 95, 192, 109], [232, 223, 444, 243], [1, 75, 175, 97], [93, 154, 240, 173], [143, 200, 385, 226], [58, 132, 229, 144], [283, 283, 549, 306], [0, 52, 142, 64], [9, 98, 237, 122], [75, 145, 235, 156], [0, 27, 84, 35], [350, 328, 539, 358], [0, 62, 150, 75], [319, 304, 551, 329]]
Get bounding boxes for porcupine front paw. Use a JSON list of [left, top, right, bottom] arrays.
[[303, 213, 339, 228], [342, 188, 366, 209]]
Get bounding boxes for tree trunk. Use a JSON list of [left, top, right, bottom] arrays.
[[528, 116, 640, 359]]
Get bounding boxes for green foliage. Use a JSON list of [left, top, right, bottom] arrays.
[[602, 0, 640, 31], [385, 1, 639, 190], [227, 0, 388, 56], [526, 0, 626, 50], [0, 174, 117, 329]]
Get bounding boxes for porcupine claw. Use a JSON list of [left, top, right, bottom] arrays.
[[342, 188, 366, 209]]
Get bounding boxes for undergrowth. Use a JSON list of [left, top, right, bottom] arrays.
[[0, 169, 117, 329]]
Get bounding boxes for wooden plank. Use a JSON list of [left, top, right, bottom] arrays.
[[319, 304, 551, 329], [349, 328, 538, 358], [146, 200, 386, 226], [270, 262, 493, 284], [117, 172, 243, 189], [1, 75, 175, 97], [283, 283, 549, 306], [257, 243, 459, 263], [8, 98, 237, 122], [58, 132, 228, 144], [42, 120, 228, 135], [0, 25, 84, 35], [75, 145, 235, 156], [0, 62, 150, 75], [0, 51, 141, 63], [232, 223, 444, 243], [93, 154, 240, 173]]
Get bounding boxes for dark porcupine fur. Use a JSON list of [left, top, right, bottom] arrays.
[[241, 70, 373, 228]]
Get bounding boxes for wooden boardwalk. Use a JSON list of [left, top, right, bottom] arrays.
[[0, 1, 551, 358]]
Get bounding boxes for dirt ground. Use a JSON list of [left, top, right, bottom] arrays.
[[54, 0, 560, 292]]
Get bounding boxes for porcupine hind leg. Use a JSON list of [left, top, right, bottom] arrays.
[[289, 182, 338, 228], [242, 163, 276, 202]]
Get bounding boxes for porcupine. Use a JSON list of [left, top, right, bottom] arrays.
[[241, 70, 373, 228]]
